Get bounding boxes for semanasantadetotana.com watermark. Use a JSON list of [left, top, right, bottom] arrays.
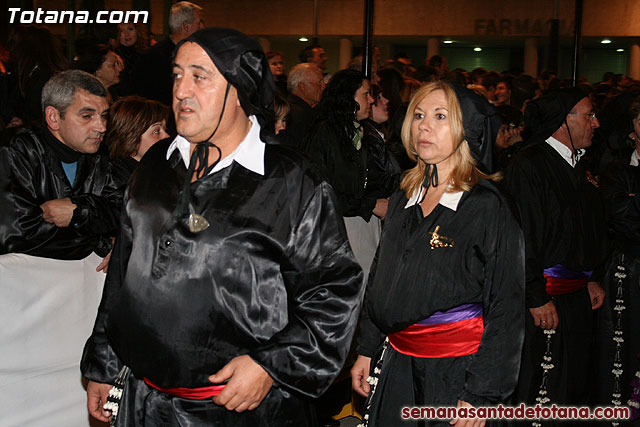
[[8, 8, 148, 24]]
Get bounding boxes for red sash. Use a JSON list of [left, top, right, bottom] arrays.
[[544, 275, 588, 295], [388, 316, 484, 358], [143, 377, 226, 399]]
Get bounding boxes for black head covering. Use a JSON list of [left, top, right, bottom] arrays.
[[419, 84, 501, 198], [452, 84, 501, 174], [523, 87, 587, 141], [176, 27, 276, 136]]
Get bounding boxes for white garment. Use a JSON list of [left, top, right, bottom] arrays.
[[0, 253, 105, 427], [546, 136, 583, 167], [344, 216, 381, 282], [166, 115, 265, 176]]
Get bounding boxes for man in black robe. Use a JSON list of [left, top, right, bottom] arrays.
[[503, 88, 608, 410], [0, 70, 118, 261], [82, 27, 364, 426]]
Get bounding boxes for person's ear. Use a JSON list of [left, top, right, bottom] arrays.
[[45, 106, 62, 131]]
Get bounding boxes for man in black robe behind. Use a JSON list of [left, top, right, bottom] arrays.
[[0, 70, 118, 262], [503, 88, 608, 412], [82, 27, 364, 426]]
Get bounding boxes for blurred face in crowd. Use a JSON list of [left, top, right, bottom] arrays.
[[135, 120, 169, 161], [354, 80, 374, 121], [566, 97, 599, 150], [185, 10, 205, 36], [269, 55, 284, 77], [310, 47, 327, 70], [95, 51, 123, 88], [495, 82, 511, 105], [46, 89, 109, 154], [410, 89, 455, 167], [118, 23, 137, 47], [300, 67, 326, 107], [275, 115, 287, 135], [371, 92, 389, 124], [173, 42, 242, 145]]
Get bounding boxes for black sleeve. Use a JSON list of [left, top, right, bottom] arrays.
[[69, 160, 122, 238], [355, 244, 386, 357], [503, 158, 552, 309], [249, 179, 365, 398], [363, 128, 401, 200], [459, 199, 526, 405], [81, 191, 134, 384]]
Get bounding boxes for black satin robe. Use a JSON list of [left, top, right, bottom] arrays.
[[357, 180, 525, 425], [81, 140, 364, 425], [0, 127, 120, 259]]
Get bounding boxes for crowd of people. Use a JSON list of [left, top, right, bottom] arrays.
[[2, 1, 640, 426]]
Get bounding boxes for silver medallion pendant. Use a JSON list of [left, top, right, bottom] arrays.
[[188, 213, 210, 233]]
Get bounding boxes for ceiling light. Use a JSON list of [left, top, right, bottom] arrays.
[[617, 48, 625, 52], [601, 39, 612, 44], [443, 40, 453, 44], [474, 47, 482, 52], [299, 37, 308, 42]]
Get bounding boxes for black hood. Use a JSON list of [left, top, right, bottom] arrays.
[[175, 27, 276, 136], [523, 87, 587, 141], [452, 84, 501, 174]]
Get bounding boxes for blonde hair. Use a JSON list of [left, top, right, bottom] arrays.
[[400, 82, 498, 198]]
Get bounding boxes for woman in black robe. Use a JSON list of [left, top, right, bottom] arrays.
[[351, 82, 525, 426]]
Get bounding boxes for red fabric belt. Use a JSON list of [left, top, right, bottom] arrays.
[[388, 316, 484, 358], [143, 377, 226, 399], [544, 275, 587, 295]]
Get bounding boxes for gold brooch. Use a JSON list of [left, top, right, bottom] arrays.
[[428, 225, 454, 250]]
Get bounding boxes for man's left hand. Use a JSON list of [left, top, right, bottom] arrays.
[[40, 197, 76, 227], [210, 355, 273, 412], [587, 281, 605, 309]]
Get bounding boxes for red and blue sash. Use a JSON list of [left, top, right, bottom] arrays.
[[388, 303, 484, 358], [543, 264, 592, 295]]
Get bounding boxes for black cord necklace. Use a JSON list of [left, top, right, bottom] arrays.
[[173, 82, 231, 231]]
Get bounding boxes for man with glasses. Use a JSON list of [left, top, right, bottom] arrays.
[[503, 88, 608, 410]]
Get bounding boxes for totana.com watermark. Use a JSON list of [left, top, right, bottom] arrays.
[[8, 8, 148, 24]]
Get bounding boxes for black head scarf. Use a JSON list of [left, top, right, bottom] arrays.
[[523, 87, 587, 142], [452, 84, 501, 174], [176, 27, 276, 137]]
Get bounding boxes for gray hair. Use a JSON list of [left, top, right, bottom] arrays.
[[168, 2, 203, 34], [287, 63, 321, 93], [41, 70, 108, 117]]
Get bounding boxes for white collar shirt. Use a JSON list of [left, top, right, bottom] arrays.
[[166, 115, 265, 176]]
